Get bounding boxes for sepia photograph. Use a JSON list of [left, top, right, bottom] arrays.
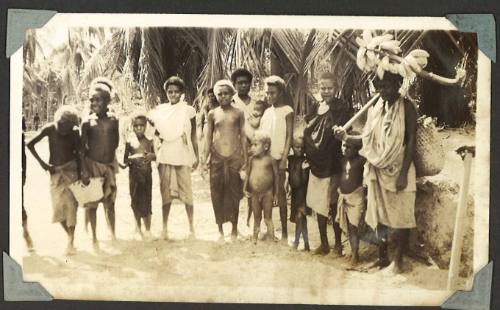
[[8, 14, 491, 305]]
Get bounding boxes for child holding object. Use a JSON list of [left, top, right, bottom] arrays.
[[336, 136, 366, 268], [27, 106, 82, 255], [259, 75, 293, 242], [244, 131, 279, 243], [81, 78, 120, 249], [288, 134, 311, 251], [123, 113, 156, 241]]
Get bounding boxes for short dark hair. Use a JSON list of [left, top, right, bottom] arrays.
[[231, 68, 253, 84], [319, 72, 336, 81], [163, 76, 185, 92]]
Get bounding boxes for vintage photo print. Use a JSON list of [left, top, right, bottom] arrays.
[[9, 14, 490, 305]]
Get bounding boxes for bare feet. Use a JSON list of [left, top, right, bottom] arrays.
[[217, 235, 225, 244], [369, 258, 391, 270], [333, 244, 343, 257], [304, 243, 310, 252], [312, 245, 330, 256], [143, 231, 154, 242], [161, 229, 169, 241], [65, 244, 77, 256], [393, 258, 408, 274], [230, 233, 238, 242]]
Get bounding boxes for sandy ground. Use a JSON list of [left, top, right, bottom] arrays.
[[20, 128, 473, 304]]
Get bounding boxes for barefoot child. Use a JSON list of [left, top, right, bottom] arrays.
[[148, 76, 199, 240], [202, 79, 247, 241], [245, 99, 268, 226], [335, 136, 366, 268], [81, 78, 120, 249], [27, 106, 81, 255], [244, 131, 278, 243], [259, 75, 293, 242], [288, 134, 311, 251], [123, 113, 156, 240]]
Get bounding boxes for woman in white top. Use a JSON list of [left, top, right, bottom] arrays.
[[259, 75, 294, 242], [148, 76, 199, 240]]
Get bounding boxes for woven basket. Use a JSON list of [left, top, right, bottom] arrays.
[[414, 117, 445, 177]]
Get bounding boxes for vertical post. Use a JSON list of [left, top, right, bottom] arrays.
[[447, 150, 474, 290]]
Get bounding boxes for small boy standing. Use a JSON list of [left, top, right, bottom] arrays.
[[259, 75, 293, 242], [336, 138, 366, 268], [244, 131, 278, 243], [245, 100, 268, 226], [27, 106, 81, 255], [288, 134, 311, 251], [148, 76, 199, 240], [81, 78, 120, 248], [202, 79, 247, 241], [123, 113, 156, 241]]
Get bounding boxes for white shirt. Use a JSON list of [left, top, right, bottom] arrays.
[[259, 105, 294, 160], [148, 102, 196, 166], [232, 94, 258, 140]]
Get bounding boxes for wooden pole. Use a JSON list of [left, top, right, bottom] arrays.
[[341, 93, 380, 131], [447, 149, 474, 290]]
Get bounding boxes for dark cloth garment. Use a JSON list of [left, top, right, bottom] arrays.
[[288, 155, 311, 223], [125, 139, 154, 218], [129, 167, 152, 218], [304, 98, 352, 178], [209, 148, 244, 225]]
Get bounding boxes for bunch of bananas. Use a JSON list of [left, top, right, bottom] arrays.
[[356, 30, 430, 80]]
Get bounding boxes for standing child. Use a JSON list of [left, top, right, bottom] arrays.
[[123, 113, 156, 241], [148, 76, 199, 240], [335, 137, 366, 268], [245, 100, 268, 226], [27, 106, 81, 255], [202, 79, 247, 241], [244, 131, 278, 243], [81, 78, 120, 249], [259, 75, 293, 242], [288, 134, 311, 251]]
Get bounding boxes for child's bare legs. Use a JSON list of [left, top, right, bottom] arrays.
[[371, 224, 390, 269], [262, 193, 275, 241], [347, 223, 359, 266], [185, 204, 195, 237], [251, 197, 263, 244], [162, 203, 171, 240], [246, 197, 253, 227], [86, 208, 99, 249], [277, 169, 287, 241], [103, 201, 116, 240], [144, 215, 152, 231], [217, 224, 224, 241], [314, 214, 330, 255], [60, 221, 76, 255], [301, 215, 310, 251], [330, 202, 343, 255], [231, 219, 238, 241], [394, 228, 410, 273], [132, 211, 142, 240], [330, 175, 342, 255]]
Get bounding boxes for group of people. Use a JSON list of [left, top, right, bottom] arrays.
[[24, 67, 418, 273]]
